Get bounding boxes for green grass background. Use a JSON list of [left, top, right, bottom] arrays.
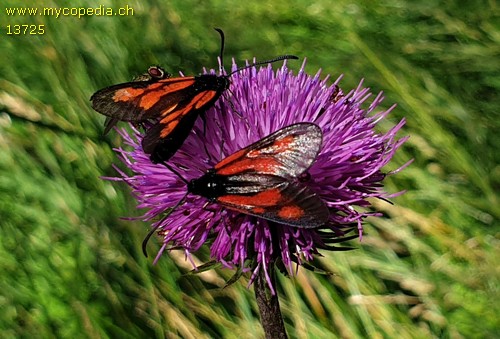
[[1, 0, 498, 338]]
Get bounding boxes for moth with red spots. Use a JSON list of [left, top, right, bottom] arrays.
[[90, 29, 298, 164], [90, 63, 230, 163], [143, 122, 329, 255]]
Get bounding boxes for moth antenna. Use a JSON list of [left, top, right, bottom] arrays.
[[142, 193, 188, 257], [230, 55, 299, 75], [214, 28, 225, 73]]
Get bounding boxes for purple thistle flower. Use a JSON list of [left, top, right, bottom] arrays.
[[110, 59, 409, 292]]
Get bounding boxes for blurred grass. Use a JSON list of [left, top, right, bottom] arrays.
[[1, 0, 498, 338]]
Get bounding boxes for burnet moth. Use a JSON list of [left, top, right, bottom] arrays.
[[142, 122, 329, 256], [90, 29, 298, 163]]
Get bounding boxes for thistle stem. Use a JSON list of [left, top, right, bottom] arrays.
[[254, 266, 287, 339]]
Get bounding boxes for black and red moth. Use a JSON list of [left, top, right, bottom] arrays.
[[143, 122, 329, 255], [189, 122, 329, 227], [90, 64, 229, 163], [90, 29, 298, 164]]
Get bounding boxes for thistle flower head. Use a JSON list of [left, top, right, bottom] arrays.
[[111, 59, 408, 291]]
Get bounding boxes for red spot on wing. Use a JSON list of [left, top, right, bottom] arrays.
[[218, 189, 282, 207], [182, 90, 217, 112], [252, 207, 266, 214], [146, 83, 164, 90], [194, 90, 218, 109], [215, 148, 247, 170], [215, 134, 297, 176], [159, 104, 179, 119], [159, 105, 183, 124], [216, 158, 281, 176], [247, 135, 294, 157], [139, 90, 166, 109], [159, 91, 217, 125], [144, 87, 219, 147], [111, 78, 196, 107], [113, 88, 145, 102], [139, 79, 197, 110], [272, 135, 294, 152], [159, 120, 179, 138], [277, 205, 304, 220]]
